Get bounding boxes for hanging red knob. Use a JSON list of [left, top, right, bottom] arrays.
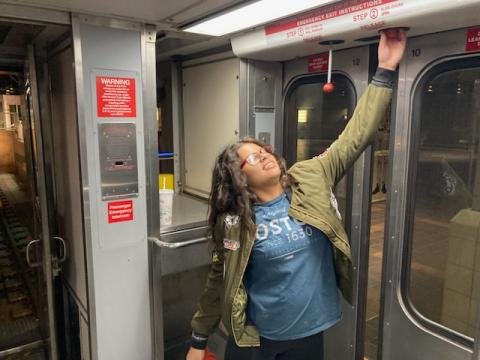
[[323, 46, 335, 93], [323, 82, 335, 93]]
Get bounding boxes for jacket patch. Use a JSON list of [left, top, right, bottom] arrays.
[[223, 238, 240, 251], [330, 188, 342, 220], [224, 215, 240, 229], [212, 250, 223, 264]]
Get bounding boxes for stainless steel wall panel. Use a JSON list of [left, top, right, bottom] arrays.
[[141, 24, 160, 360], [72, 15, 152, 360], [245, 60, 282, 151], [171, 60, 185, 193]]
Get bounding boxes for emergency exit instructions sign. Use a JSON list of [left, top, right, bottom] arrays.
[[96, 76, 136, 117]]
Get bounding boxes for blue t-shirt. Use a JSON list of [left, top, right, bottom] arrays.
[[243, 192, 341, 340]]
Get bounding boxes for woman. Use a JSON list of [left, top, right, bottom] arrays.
[[187, 29, 407, 360]]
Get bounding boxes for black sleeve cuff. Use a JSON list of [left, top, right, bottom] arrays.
[[371, 67, 396, 89], [191, 331, 208, 350]]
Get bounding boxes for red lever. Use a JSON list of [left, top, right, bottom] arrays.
[[323, 46, 335, 93]]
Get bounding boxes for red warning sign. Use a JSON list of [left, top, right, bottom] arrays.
[[96, 76, 136, 118], [108, 200, 134, 223], [308, 53, 329, 73], [466, 27, 480, 52]]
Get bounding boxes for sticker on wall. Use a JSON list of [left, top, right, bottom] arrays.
[[466, 27, 480, 52], [308, 53, 329, 73], [108, 200, 134, 223], [96, 76, 136, 117]]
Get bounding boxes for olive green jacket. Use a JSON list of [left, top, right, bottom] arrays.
[[191, 82, 393, 347]]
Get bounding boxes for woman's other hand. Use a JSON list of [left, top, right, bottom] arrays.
[[186, 347, 205, 360], [378, 28, 407, 71]]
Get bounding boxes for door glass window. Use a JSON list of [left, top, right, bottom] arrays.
[[285, 74, 356, 221], [408, 62, 480, 338]]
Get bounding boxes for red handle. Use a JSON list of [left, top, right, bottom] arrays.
[[204, 348, 217, 360]]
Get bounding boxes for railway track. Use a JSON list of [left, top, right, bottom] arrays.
[[0, 189, 46, 359]]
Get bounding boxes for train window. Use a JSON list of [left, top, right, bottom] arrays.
[[284, 73, 356, 222], [407, 59, 480, 339]]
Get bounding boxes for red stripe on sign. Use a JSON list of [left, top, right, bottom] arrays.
[[265, 0, 398, 35], [466, 27, 480, 52], [108, 200, 134, 223], [265, 21, 299, 35]]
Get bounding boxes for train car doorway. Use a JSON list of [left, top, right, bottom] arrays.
[[381, 27, 480, 360], [283, 45, 374, 360], [0, 20, 69, 360]]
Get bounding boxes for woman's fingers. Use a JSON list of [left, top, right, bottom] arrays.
[[378, 28, 407, 70]]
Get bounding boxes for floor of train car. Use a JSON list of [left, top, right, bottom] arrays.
[[0, 173, 46, 359]]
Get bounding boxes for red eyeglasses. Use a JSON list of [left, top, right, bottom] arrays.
[[240, 146, 272, 169]]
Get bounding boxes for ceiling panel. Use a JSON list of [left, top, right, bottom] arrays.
[[3, 0, 250, 27], [160, 0, 249, 25], [0, 21, 44, 48]]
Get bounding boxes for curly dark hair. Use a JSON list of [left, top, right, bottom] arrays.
[[208, 138, 291, 248]]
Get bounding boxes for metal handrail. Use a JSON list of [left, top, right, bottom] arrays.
[[148, 236, 207, 249], [52, 236, 67, 263], [26, 239, 42, 268]]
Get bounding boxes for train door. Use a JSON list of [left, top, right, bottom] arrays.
[[283, 45, 373, 359], [24, 44, 60, 360], [0, 26, 60, 358], [381, 27, 480, 359]]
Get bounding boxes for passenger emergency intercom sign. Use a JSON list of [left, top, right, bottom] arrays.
[[108, 200, 134, 223], [96, 76, 136, 117]]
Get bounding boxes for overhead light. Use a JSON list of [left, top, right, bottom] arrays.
[[183, 0, 340, 36]]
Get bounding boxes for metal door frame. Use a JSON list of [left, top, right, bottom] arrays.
[[282, 45, 372, 360], [381, 27, 480, 360], [26, 44, 58, 360]]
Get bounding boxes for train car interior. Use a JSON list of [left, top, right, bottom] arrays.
[[154, 2, 480, 360], [0, 1, 479, 360]]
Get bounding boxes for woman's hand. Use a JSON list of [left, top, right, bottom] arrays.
[[186, 347, 205, 360], [378, 28, 407, 71]]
